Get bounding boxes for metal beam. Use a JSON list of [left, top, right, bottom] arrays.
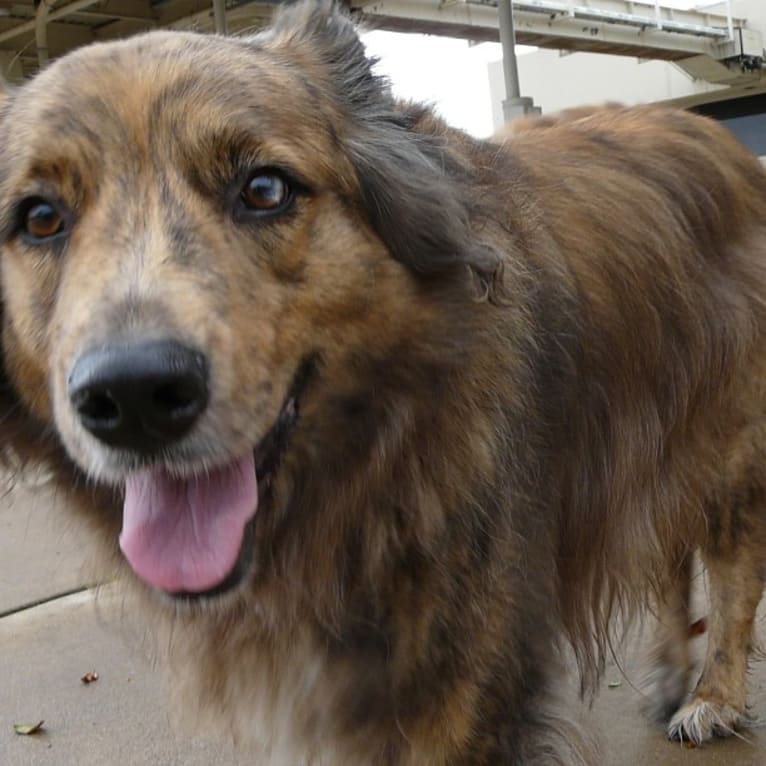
[[497, 0, 540, 120], [162, 2, 272, 33], [213, 0, 228, 35], [60, 10, 158, 24], [38, 0, 157, 24], [157, 0, 223, 26], [0, 0, 102, 46], [507, 0, 730, 39], [36, 0, 52, 68], [352, 0, 741, 60], [498, 0, 519, 100], [93, 0, 156, 21]]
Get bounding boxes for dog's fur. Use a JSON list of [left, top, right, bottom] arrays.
[[1, 2, 766, 763]]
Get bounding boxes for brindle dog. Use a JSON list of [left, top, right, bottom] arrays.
[[0, 2, 765, 763]]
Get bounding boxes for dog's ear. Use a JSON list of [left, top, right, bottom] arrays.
[[267, 1, 503, 300]]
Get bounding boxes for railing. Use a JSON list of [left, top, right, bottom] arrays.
[[496, 0, 736, 40]]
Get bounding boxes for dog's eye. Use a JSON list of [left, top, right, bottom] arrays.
[[20, 199, 67, 242], [240, 171, 292, 215]]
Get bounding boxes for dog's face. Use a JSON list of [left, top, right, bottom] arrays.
[[0, 6, 493, 599]]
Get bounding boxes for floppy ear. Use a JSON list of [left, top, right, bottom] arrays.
[[268, 1, 502, 300]]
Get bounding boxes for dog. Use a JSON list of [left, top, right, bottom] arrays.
[[0, 2, 765, 763]]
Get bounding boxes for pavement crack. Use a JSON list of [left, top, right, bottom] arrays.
[[0, 585, 98, 619]]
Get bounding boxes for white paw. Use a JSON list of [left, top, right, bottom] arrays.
[[667, 698, 744, 744]]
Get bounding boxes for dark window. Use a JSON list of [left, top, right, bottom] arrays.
[[692, 93, 766, 157]]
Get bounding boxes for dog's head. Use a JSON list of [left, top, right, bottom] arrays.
[[0, 2, 499, 600]]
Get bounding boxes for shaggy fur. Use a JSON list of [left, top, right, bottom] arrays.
[[0, 2, 765, 762]]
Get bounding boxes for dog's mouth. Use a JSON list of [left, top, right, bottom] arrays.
[[118, 358, 315, 599]]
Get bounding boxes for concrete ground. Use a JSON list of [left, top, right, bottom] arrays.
[[1, 478, 765, 765]]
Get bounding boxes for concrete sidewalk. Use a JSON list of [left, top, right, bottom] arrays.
[[2, 478, 765, 765]]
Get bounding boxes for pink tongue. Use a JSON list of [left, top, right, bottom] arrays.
[[119, 454, 258, 593]]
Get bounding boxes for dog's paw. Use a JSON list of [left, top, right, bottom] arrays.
[[667, 698, 745, 744]]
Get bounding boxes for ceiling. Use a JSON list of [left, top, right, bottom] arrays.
[[0, 0, 281, 80]]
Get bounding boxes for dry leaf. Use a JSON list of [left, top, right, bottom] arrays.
[[14, 721, 44, 736], [80, 671, 99, 684]]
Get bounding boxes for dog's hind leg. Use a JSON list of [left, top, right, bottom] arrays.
[[667, 481, 766, 745], [643, 550, 694, 724]]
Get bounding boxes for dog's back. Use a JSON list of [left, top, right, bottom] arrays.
[[497, 104, 766, 740]]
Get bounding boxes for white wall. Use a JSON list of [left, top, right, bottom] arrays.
[[488, 52, 723, 128]]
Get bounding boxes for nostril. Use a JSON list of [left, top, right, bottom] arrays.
[[153, 380, 204, 419], [72, 389, 121, 426]]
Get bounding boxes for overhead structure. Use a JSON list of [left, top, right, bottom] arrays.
[[0, 0, 276, 80], [0, 0, 760, 90], [352, 0, 764, 87]]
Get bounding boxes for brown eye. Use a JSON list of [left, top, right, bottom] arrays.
[[22, 200, 66, 241], [240, 171, 292, 215]]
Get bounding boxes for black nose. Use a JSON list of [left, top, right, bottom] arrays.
[[68, 340, 209, 452]]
